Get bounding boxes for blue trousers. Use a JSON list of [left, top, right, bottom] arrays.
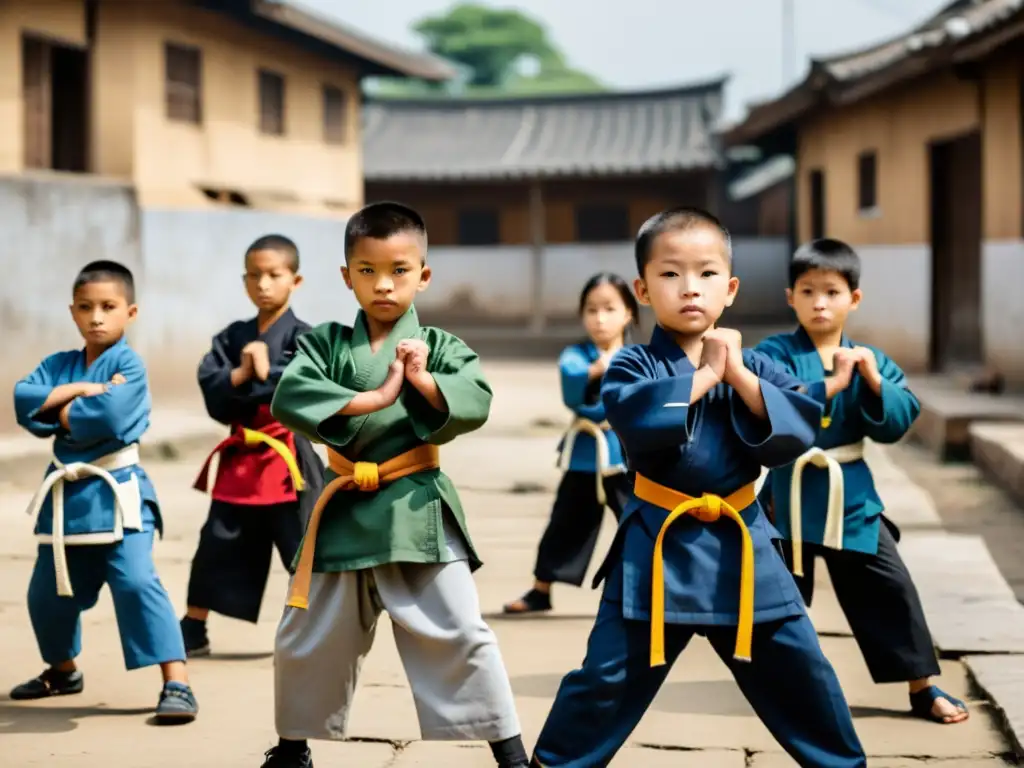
[[533, 598, 866, 768], [28, 529, 186, 671]]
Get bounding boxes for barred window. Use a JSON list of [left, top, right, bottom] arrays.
[[165, 43, 202, 124], [259, 69, 285, 136]]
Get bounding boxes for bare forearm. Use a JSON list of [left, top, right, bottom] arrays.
[[729, 367, 768, 419], [411, 374, 447, 412], [825, 377, 846, 400], [690, 366, 721, 403], [337, 366, 404, 416], [337, 390, 393, 416], [862, 369, 884, 396], [39, 383, 88, 415], [230, 367, 251, 388]]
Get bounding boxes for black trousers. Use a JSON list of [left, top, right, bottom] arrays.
[[186, 500, 303, 624], [781, 515, 940, 683], [534, 471, 629, 587]]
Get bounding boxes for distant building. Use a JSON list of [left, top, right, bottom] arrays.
[[0, 0, 454, 430], [361, 79, 794, 344], [0, 0, 453, 216], [723, 0, 1024, 384]]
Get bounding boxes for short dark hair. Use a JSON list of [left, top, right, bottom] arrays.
[[789, 238, 861, 290], [73, 260, 135, 304], [635, 206, 732, 276], [246, 234, 299, 271], [344, 201, 427, 261]]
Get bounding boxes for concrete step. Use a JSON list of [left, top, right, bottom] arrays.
[[965, 655, 1024, 759], [907, 377, 1024, 461], [969, 422, 1024, 507]]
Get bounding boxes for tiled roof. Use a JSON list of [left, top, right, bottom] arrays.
[[233, 0, 456, 81], [728, 156, 795, 201], [362, 78, 727, 181], [817, 0, 1022, 83], [723, 0, 1024, 145]]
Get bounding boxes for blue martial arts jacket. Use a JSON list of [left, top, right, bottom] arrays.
[[555, 341, 627, 474], [14, 336, 161, 542], [755, 327, 920, 555], [595, 325, 822, 627]]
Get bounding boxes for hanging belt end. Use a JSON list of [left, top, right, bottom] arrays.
[[732, 653, 752, 664], [286, 597, 309, 610]]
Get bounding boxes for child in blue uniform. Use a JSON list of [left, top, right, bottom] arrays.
[[9, 261, 198, 723], [530, 209, 864, 767], [756, 238, 968, 725], [504, 272, 638, 614]]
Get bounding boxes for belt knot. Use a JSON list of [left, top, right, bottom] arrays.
[[696, 494, 722, 523], [352, 462, 380, 491], [61, 463, 88, 483]]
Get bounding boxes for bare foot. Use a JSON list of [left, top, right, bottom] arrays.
[[932, 696, 969, 724], [502, 588, 552, 614]]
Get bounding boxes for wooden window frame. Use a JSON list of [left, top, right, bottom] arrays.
[[258, 69, 286, 136], [323, 84, 347, 145], [809, 169, 826, 240], [857, 150, 879, 216], [164, 42, 202, 125]]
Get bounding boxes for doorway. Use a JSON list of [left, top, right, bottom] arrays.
[[22, 34, 89, 173], [929, 131, 983, 371]]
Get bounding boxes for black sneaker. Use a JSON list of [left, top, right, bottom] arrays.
[[180, 617, 211, 658], [10, 668, 84, 700], [260, 745, 313, 767], [154, 681, 198, 724]]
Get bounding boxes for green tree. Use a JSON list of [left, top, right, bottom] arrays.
[[367, 3, 603, 98], [414, 4, 558, 88]]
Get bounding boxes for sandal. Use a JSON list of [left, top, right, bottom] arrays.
[[502, 588, 552, 614], [909, 685, 969, 723]]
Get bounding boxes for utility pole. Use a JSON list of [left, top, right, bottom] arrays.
[[782, 0, 795, 87]]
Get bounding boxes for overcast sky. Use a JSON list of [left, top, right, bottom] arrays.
[[296, 0, 949, 121]]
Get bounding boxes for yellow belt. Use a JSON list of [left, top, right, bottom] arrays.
[[244, 429, 305, 491], [788, 441, 864, 576], [287, 443, 440, 609], [557, 418, 618, 505], [634, 473, 757, 666]]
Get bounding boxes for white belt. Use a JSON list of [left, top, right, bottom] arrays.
[[558, 418, 622, 506], [789, 441, 865, 577], [25, 444, 142, 597]]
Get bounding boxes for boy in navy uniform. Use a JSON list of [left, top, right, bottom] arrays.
[[181, 235, 323, 656], [530, 210, 864, 767]]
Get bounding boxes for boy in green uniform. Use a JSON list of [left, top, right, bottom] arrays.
[[258, 203, 527, 768]]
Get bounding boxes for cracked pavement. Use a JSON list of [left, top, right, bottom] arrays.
[[0, 362, 1015, 766]]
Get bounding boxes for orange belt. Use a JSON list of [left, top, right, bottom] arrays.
[[286, 443, 440, 609], [634, 473, 757, 666]]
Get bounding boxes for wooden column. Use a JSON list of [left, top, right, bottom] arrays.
[[528, 178, 546, 333]]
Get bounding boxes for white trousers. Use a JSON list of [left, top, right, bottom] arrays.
[[274, 549, 521, 742]]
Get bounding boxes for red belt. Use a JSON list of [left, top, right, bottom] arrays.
[[194, 406, 304, 506]]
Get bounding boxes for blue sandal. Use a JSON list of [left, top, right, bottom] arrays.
[[910, 685, 969, 723]]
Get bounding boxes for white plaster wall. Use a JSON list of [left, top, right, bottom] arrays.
[[422, 237, 791, 326], [982, 240, 1024, 385], [843, 244, 932, 372]]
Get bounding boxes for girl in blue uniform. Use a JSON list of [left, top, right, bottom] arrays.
[[504, 272, 638, 614]]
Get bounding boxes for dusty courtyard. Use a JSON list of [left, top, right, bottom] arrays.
[[0, 362, 1015, 766]]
